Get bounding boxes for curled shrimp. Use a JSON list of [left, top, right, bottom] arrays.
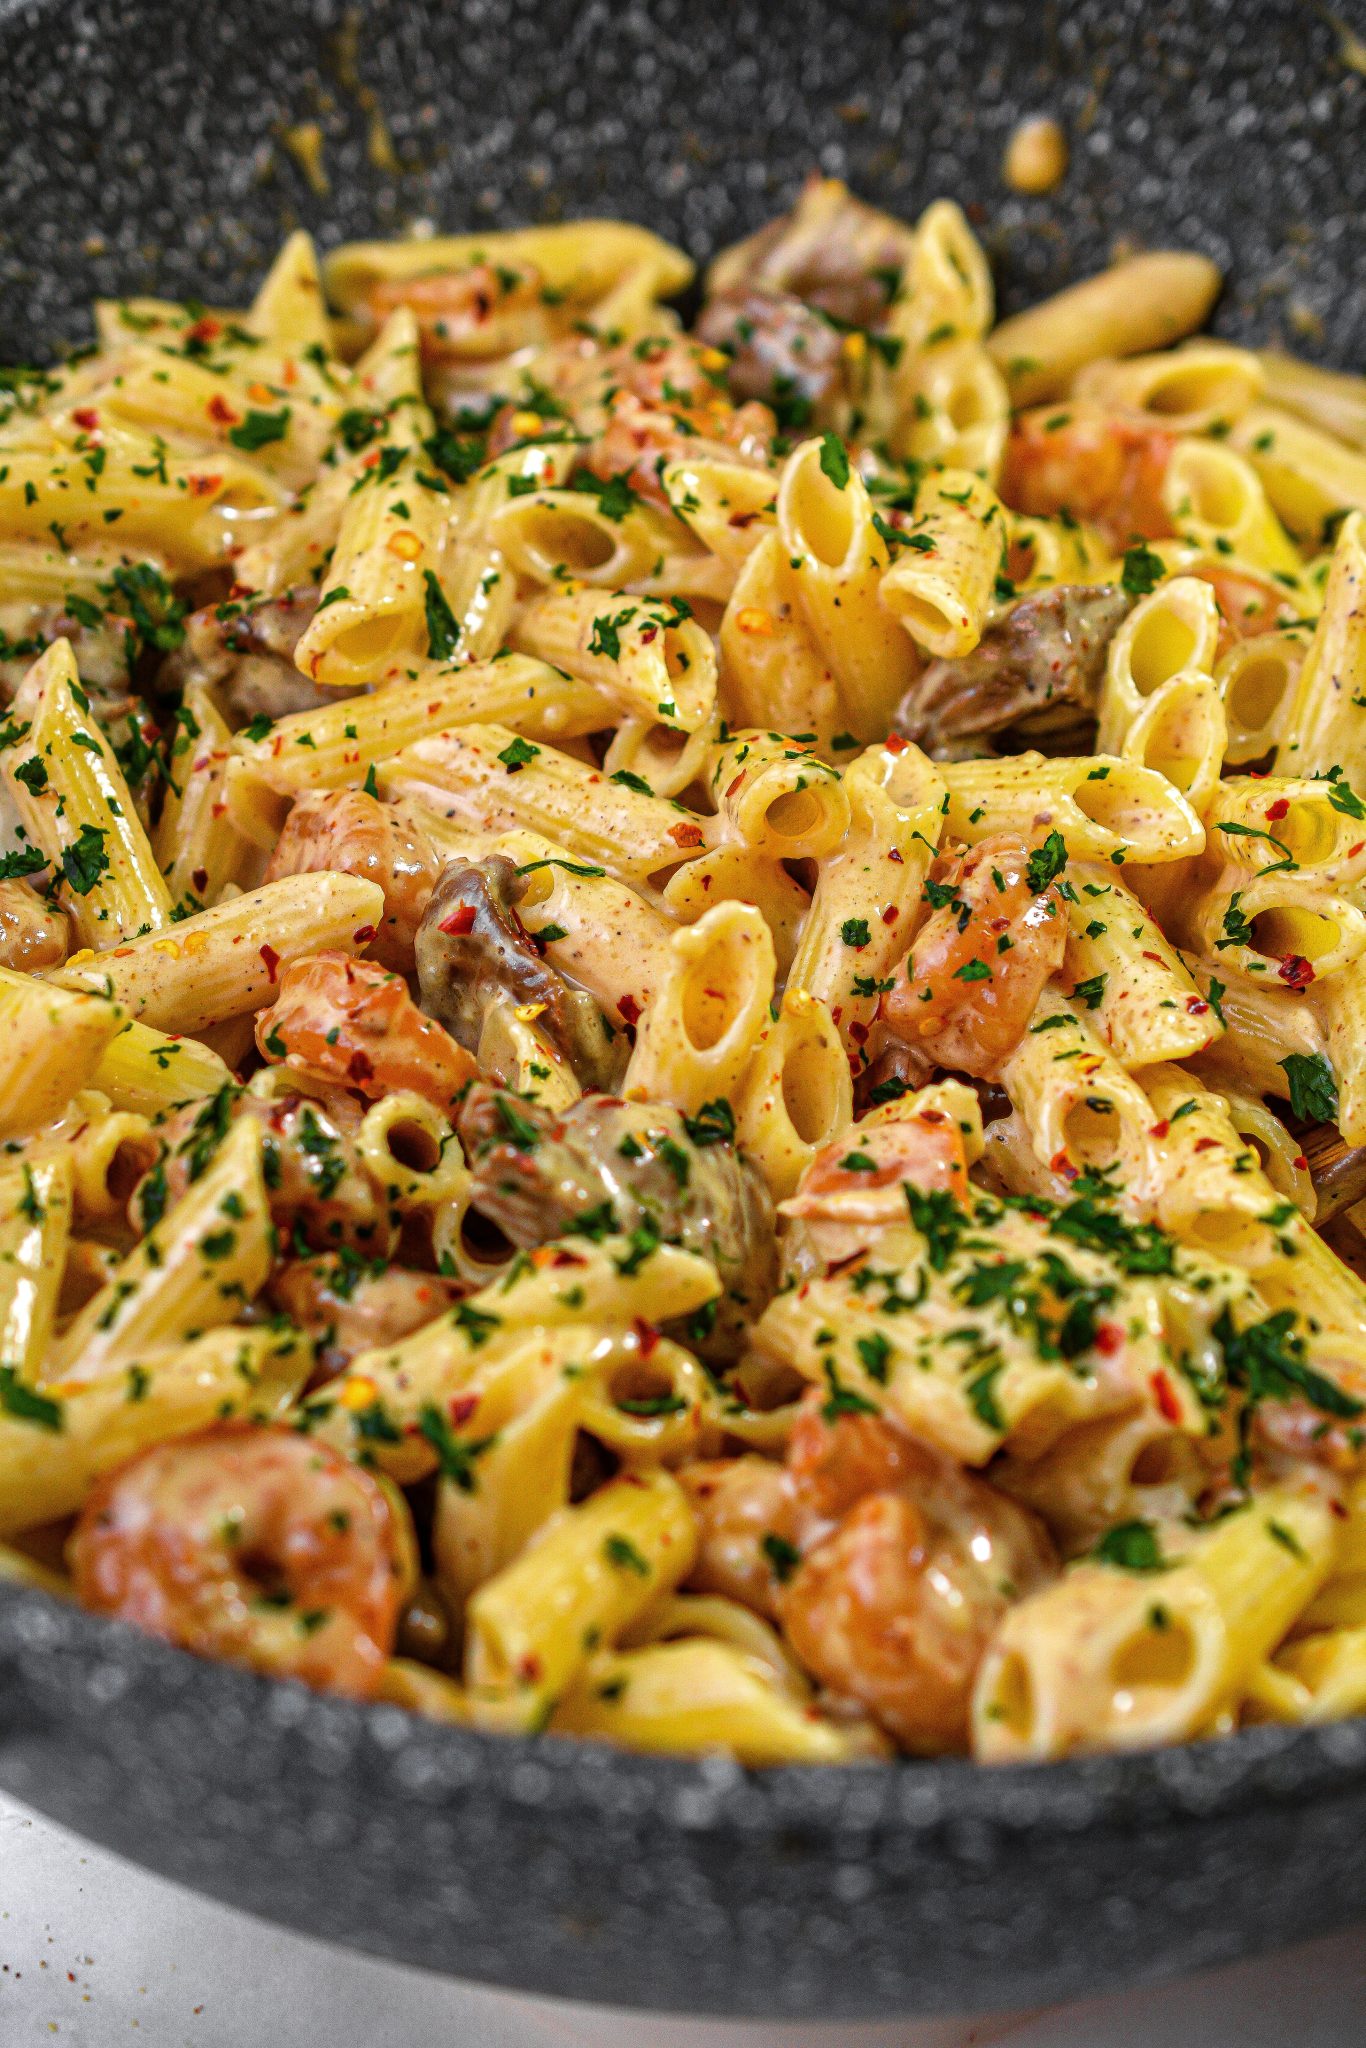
[[69, 1421, 409, 1698], [777, 1399, 1055, 1753], [1000, 404, 1176, 551], [264, 790, 441, 972], [881, 832, 1066, 1078], [258, 951, 478, 1113]]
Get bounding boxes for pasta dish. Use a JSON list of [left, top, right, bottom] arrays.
[[2, 178, 1366, 1765]]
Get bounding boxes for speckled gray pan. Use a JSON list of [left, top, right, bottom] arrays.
[[1, 0, 1366, 2020]]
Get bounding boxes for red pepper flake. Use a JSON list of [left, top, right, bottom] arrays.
[[668, 821, 704, 847], [849, 1019, 869, 1044], [725, 772, 745, 799], [516, 1653, 543, 1683], [1151, 1370, 1181, 1422], [1185, 995, 1209, 1015], [353, 923, 378, 945], [884, 733, 907, 754], [186, 315, 222, 346], [72, 407, 99, 430], [1265, 798, 1290, 822], [1293, 1154, 1308, 1169], [632, 1316, 661, 1358], [1049, 1149, 1079, 1181], [187, 473, 222, 497], [1141, 950, 1165, 965], [1278, 954, 1315, 990], [1149, 1119, 1170, 1139], [618, 993, 641, 1027], [449, 1393, 480, 1427], [1194, 1136, 1218, 1152], [888, 846, 903, 863], [348, 1050, 375, 1083], [728, 510, 759, 528], [881, 904, 899, 925], [259, 943, 281, 982], [1094, 1322, 1124, 1357], [438, 903, 477, 936], [1350, 841, 1366, 858], [207, 393, 240, 425], [639, 623, 658, 643]]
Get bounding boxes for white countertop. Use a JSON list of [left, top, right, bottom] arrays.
[[2, 1790, 1363, 2046]]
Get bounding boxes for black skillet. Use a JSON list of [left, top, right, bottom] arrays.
[[2, 0, 1366, 2019]]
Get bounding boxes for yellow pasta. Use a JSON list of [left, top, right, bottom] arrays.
[[2, 638, 172, 946], [6, 198, 1364, 1769]]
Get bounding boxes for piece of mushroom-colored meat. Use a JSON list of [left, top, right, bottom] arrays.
[[881, 832, 1068, 1079], [711, 175, 913, 329], [894, 585, 1133, 756], [0, 880, 69, 971], [268, 1256, 463, 1388], [456, 1084, 777, 1357], [415, 857, 621, 1089], [695, 287, 847, 424], [163, 587, 339, 724], [265, 790, 442, 972]]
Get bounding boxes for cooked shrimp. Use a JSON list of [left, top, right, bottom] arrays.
[[678, 1455, 796, 1619], [264, 790, 441, 972], [0, 879, 68, 970], [881, 832, 1067, 1078], [269, 1254, 462, 1386], [1193, 562, 1303, 650], [69, 1421, 408, 1699], [778, 1410, 1055, 1752], [784, 1112, 970, 1219], [1000, 405, 1177, 550], [364, 261, 552, 366], [258, 951, 478, 1112], [785, 1395, 927, 1527], [588, 389, 775, 509]]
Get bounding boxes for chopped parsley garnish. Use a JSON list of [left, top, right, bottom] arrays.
[[422, 569, 460, 661], [228, 406, 290, 451], [1092, 1520, 1169, 1573], [417, 1402, 497, 1492], [603, 1532, 651, 1577], [0, 1364, 62, 1431], [1120, 541, 1166, 597], [682, 1099, 735, 1148], [59, 823, 110, 896], [818, 432, 850, 489], [1279, 1051, 1338, 1124], [1026, 829, 1068, 894], [761, 1531, 801, 1583]]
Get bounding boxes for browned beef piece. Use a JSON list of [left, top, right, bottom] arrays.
[[415, 857, 622, 1090], [894, 585, 1133, 757], [457, 1084, 777, 1358]]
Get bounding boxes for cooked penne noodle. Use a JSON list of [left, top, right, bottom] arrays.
[[0, 969, 125, 1138], [0, 1152, 72, 1381], [10, 197, 1366, 1767], [2, 638, 172, 946], [943, 753, 1205, 864], [987, 250, 1223, 406], [50, 872, 384, 1031]]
